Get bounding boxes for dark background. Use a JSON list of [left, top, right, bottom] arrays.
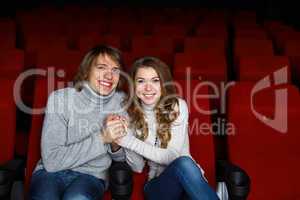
[[0, 0, 299, 29]]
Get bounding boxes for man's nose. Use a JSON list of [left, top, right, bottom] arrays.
[[104, 70, 113, 79]]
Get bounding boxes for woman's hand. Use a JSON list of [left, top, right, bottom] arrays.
[[101, 114, 128, 144]]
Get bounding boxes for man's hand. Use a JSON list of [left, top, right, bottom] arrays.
[[101, 114, 127, 144]]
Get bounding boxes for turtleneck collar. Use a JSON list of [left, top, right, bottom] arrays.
[[81, 82, 116, 106], [142, 102, 156, 113]]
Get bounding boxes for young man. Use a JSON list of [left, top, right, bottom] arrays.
[[29, 45, 132, 200]]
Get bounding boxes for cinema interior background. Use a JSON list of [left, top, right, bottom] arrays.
[[0, 0, 300, 199]]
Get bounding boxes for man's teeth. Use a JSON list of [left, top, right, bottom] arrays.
[[100, 81, 111, 86]]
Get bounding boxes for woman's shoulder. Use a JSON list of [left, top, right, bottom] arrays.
[[173, 98, 189, 123], [176, 98, 188, 114]]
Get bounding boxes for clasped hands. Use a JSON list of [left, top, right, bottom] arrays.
[[101, 114, 128, 149]]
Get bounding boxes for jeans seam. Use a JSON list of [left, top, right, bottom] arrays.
[[173, 162, 203, 200]]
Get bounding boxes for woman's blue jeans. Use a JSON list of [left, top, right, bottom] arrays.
[[29, 169, 105, 200], [144, 156, 219, 200]]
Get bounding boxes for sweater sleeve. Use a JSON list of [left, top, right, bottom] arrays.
[[41, 91, 107, 172], [118, 99, 189, 166], [124, 148, 145, 173], [107, 145, 126, 162]]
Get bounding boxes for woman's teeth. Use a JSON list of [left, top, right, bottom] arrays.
[[144, 94, 155, 97]]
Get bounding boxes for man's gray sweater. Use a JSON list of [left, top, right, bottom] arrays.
[[34, 83, 126, 187]]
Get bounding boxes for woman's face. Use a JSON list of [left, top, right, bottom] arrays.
[[88, 54, 120, 95], [135, 67, 162, 106]]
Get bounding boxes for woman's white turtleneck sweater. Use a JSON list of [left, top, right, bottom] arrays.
[[119, 98, 204, 180]]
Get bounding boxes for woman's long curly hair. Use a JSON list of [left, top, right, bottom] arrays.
[[127, 57, 179, 148]]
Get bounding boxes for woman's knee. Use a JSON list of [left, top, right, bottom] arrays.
[[171, 156, 204, 177], [171, 156, 196, 170]]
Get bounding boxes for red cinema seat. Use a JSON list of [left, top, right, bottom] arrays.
[[24, 34, 69, 53], [236, 55, 291, 82], [173, 53, 227, 83], [0, 79, 16, 165], [0, 49, 24, 79], [0, 19, 16, 50], [234, 38, 274, 57], [235, 28, 269, 39], [36, 50, 83, 81], [196, 23, 228, 39], [24, 78, 68, 194], [78, 35, 121, 52], [131, 36, 174, 53], [108, 21, 145, 36], [23, 34, 70, 69], [272, 29, 300, 53], [227, 82, 300, 199], [124, 50, 174, 72], [152, 24, 187, 37], [284, 39, 300, 56], [184, 37, 226, 55], [174, 79, 217, 188]]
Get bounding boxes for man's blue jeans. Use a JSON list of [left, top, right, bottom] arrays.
[[29, 169, 105, 200], [144, 156, 219, 200]]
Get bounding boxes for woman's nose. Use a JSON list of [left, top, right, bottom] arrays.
[[145, 83, 152, 91]]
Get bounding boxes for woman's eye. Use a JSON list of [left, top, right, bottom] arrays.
[[136, 79, 144, 84], [152, 78, 160, 83]]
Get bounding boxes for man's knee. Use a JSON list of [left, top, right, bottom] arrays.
[[63, 193, 92, 200], [109, 161, 133, 200]]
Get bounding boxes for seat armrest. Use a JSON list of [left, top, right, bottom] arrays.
[[217, 160, 250, 200]]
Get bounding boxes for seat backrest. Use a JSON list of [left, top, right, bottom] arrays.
[[0, 49, 24, 78], [0, 79, 16, 165], [284, 40, 300, 56], [78, 34, 122, 52], [174, 79, 216, 188], [234, 39, 274, 57], [184, 37, 226, 55], [36, 49, 83, 81], [131, 36, 174, 53], [226, 82, 300, 199], [173, 52, 227, 82], [0, 19, 16, 50], [227, 82, 300, 160], [237, 55, 291, 82], [25, 77, 68, 192]]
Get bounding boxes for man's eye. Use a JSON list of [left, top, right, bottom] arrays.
[[96, 65, 106, 70], [112, 68, 120, 73]]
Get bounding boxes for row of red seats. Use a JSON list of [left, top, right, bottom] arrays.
[[2, 49, 296, 83], [6, 76, 298, 199]]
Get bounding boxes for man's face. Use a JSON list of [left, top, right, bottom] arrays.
[[88, 54, 120, 96]]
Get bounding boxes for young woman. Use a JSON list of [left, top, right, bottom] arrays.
[[115, 57, 219, 200], [29, 45, 132, 200]]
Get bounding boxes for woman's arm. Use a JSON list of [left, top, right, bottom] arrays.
[[117, 99, 189, 166], [41, 91, 107, 172]]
